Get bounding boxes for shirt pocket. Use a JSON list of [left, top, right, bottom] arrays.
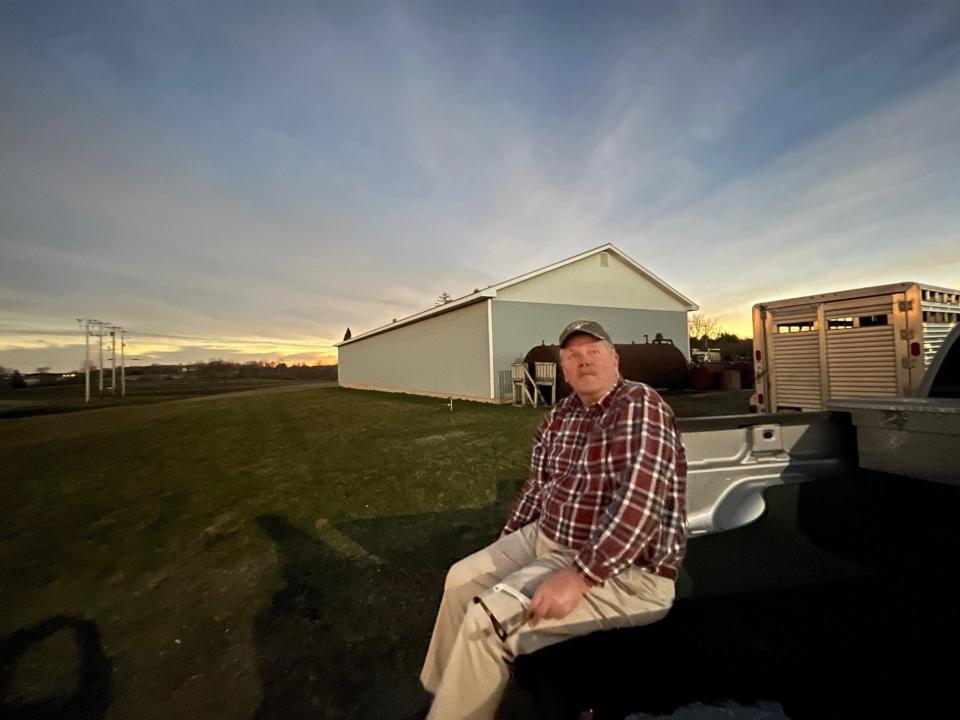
[[546, 427, 585, 477], [545, 440, 568, 476], [603, 432, 631, 480], [573, 430, 616, 502]]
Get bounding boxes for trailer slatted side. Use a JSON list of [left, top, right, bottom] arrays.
[[826, 324, 898, 399], [771, 330, 821, 410]]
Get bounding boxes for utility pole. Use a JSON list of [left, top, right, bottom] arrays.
[[77, 319, 92, 404], [121, 330, 127, 398], [97, 322, 105, 397], [109, 327, 117, 395]]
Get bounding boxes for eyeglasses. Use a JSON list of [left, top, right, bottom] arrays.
[[472, 596, 509, 641]]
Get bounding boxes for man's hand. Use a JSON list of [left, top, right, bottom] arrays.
[[527, 568, 590, 626]]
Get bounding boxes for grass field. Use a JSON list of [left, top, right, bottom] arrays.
[[0, 386, 749, 719], [0, 376, 322, 419]]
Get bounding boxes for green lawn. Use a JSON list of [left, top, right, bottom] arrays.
[[0, 386, 749, 719], [0, 387, 543, 719], [0, 377, 322, 419]]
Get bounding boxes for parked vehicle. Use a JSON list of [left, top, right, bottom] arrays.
[[750, 282, 959, 412], [689, 321, 958, 537], [506, 314, 959, 719]]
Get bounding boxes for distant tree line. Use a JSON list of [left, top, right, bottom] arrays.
[[2, 361, 337, 388], [687, 332, 753, 362], [686, 312, 753, 361], [1, 366, 38, 389], [132, 360, 338, 381]]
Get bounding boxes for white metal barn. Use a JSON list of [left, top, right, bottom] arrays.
[[336, 245, 698, 403]]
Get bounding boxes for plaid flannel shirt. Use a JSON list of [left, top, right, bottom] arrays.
[[503, 377, 687, 584]]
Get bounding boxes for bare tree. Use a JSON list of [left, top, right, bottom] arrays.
[[688, 313, 723, 349], [436, 292, 453, 305]]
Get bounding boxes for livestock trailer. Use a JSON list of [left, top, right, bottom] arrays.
[[752, 282, 959, 412]]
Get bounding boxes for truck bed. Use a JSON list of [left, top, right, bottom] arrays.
[[501, 326, 960, 717], [503, 470, 960, 719]]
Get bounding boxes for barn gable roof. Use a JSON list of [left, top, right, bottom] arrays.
[[336, 244, 697, 347]]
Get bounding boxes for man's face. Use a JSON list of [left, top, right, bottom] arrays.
[[559, 334, 619, 405]]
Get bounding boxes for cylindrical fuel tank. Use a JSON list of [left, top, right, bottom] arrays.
[[688, 364, 715, 390], [523, 341, 689, 400], [615, 343, 689, 390]]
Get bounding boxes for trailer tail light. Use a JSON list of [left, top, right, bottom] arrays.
[[910, 342, 921, 357], [757, 393, 764, 405], [755, 350, 762, 362]]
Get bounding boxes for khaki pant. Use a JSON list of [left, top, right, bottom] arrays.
[[420, 523, 675, 720]]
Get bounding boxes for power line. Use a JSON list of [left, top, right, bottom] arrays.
[[75, 318, 111, 403], [71, 319, 134, 403], [4, 321, 336, 388]]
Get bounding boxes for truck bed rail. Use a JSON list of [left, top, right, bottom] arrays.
[[680, 411, 853, 536]]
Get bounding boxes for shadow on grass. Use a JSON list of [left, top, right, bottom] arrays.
[[0, 615, 112, 720], [253, 494, 515, 720], [254, 480, 867, 719], [253, 473, 960, 719]]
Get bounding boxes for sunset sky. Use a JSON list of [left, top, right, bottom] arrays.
[[2, 1, 959, 371]]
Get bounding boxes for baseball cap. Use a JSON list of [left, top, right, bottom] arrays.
[[558, 320, 612, 347]]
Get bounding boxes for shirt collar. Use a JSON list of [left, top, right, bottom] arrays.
[[572, 375, 624, 414]]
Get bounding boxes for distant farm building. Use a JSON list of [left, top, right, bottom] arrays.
[[335, 244, 698, 403]]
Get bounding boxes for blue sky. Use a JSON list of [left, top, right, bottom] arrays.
[[2, 1, 959, 371]]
